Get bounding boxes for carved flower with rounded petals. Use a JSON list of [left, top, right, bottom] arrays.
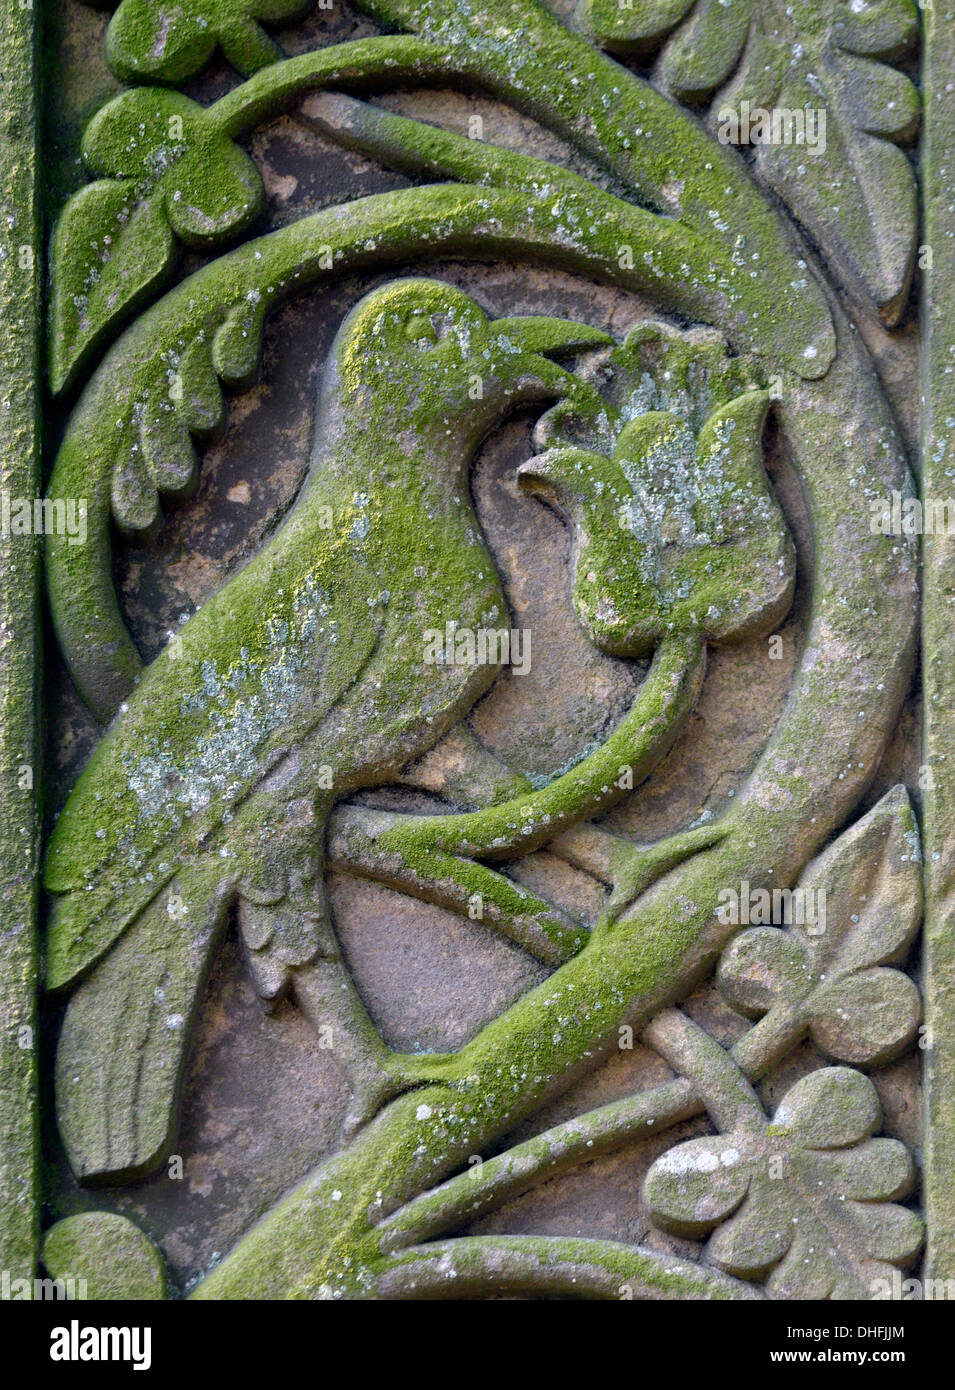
[[95, 0, 315, 83], [644, 1067, 923, 1299]]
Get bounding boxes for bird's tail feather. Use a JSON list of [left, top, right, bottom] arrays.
[[55, 858, 232, 1185]]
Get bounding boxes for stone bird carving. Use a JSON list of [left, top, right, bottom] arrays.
[[44, 277, 609, 1183]]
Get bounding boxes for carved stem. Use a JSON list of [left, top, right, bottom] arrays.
[[351, 0, 835, 377], [378, 1009, 796, 1250], [373, 630, 706, 862], [369, 1234, 764, 1300], [297, 89, 712, 295], [377, 1079, 700, 1251], [326, 630, 705, 966], [328, 810, 588, 965], [643, 1009, 762, 1131], [209, 35, 466, 136]]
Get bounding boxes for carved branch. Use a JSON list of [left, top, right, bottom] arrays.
[[328, 806, 588, 966], [369, 1234, 765, 1300], [377, 1078, 700, 1251], [374, 999, 856, 1247]]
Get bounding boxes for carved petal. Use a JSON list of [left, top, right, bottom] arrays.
[[772, 1066, 880, 1149], [103, 0, 314, 83], [809, 967, 921, 1066], [717, 925, 811, 1016], [642, 1133, 752, 1238]]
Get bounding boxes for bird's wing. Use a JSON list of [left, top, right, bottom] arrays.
[[45, 536, 380, 990]]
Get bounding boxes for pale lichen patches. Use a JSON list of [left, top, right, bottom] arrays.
[[120, 569, 334, 842], [519, 319, 791, 657]]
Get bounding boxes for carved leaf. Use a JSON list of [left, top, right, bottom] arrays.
[[49, 88, 264, 394], [97, 0, 315, 84], [575, 0, 920, 321], [49, 182, 175, 401], [717, 785, 922, 1066], [43, 1213, 167, 1299], [644, 1067, 923, 1298], [578, 0, 751, 90], [713, 0, 920, 323], [109, 294, 268, 536]]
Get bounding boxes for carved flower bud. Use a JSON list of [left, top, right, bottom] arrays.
[[520, 388, 795, 656]]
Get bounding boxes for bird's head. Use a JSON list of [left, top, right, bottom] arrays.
[[320, 278, 612, 450]]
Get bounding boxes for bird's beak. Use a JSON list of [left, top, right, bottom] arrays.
[[492, 315, 613, 360], [516, 445, 623, 510], [487, 315, 613, 407], [515, 448, 567, 497]]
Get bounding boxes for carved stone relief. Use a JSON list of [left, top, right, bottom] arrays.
[[0, 0, 950, 1308]]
